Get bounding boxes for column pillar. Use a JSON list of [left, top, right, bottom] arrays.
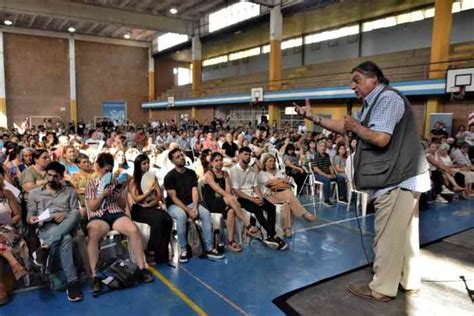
[[148, 46, 155, 121], [68, 38, 77, 131], [425, 0, 453, 137], [192, 36, 202, 98], [268, 5, 282, 128], [0, 32, 6, 128]]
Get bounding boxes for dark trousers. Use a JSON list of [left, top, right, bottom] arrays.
[[290, 172, 307, 194], [431, 170, 444, 195], [237, 197, 276, 238], [131, 204, 173, 263]]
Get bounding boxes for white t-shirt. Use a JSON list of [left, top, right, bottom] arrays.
[[229, 163, 258, 196]]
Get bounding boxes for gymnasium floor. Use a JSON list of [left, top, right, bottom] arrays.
[[2, 196, 473, 316]]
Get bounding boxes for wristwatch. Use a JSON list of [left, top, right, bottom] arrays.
[[314, 115, 322, 125]]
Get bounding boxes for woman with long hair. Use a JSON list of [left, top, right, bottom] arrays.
[[203, 152, 259, 252], [3, 143, 26, 186], [258, 154, 316, 237], [0, 175, 28, 305], [129, 154, 172, 264], [70, 154, 95, 211], [283, 143, 306, 193], [332, 142, 348, 179], [61, 145, 79, 177], [194, 149, 212, 181]]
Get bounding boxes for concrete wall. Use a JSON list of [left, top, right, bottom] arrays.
[[202, 10, 474, 82], [155, 58, 188, 95], [4, 33, 70, 127], [75, 41, 148, 124]]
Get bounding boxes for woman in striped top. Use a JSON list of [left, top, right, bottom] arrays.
[[85, 153, 153, 294]]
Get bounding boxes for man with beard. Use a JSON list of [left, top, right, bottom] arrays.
[[164, 148, 225, 263], [27, 161, 83, 302]]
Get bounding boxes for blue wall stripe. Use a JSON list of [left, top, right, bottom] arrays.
[[142, 79, 447, 109]]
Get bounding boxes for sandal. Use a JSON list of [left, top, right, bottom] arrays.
[[11, 263, 27, 281], [284, 228, 293, 238], [227, 240, 242, 252], [303, 213, 317, 222], [245, 224, 260, 237]]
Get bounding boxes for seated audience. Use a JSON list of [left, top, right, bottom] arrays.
[[436, 143, 467, 194], [61, 145, 79, 178], [425, 142, 451, 203], [258, 154, 316, 238], [0, 175, 28, 302], [164, 148, 224, 263], [194, 149, 211, 181], [70, 154, 95, 211], [332, 142, 347, 179], [283, 144, 306, 193], [27, 162, 82, 302], [430, 121, 449, 142], [311, 140, 347, 206], [203, 152, 260, 252], [229, 147, 287, 250], [129, 154, 172, 264], [221, 133, 239, 162], [85, 153, 153, 294]]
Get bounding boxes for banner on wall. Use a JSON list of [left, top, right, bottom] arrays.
[[103, 101, 127, 124]]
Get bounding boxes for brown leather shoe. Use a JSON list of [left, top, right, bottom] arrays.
[[347, 284, 392, 302]]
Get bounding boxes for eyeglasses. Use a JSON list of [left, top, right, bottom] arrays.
[[46, 173, 60, 178]]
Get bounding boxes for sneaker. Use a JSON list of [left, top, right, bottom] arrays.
[[435, 195, 448, 203], [323, 200, 335, 207], [91, 277, 102, 294], [339, 198, 348, 204], [441, 185, 453, 194], [32, 247, 49, 268], [274, 236, 288, 251], [179, 250, 189, 263], [66, 281, 83, 302], [206, 248, 225, 260], [137, 269, 154, 283], [263, 237, 279, 249]]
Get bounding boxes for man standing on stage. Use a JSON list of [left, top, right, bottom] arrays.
[[296, 61, 430, 302]]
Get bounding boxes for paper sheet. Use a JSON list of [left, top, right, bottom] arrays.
[[33, 208, 50, 223]]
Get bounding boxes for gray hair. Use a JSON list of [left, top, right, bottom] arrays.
[[439, 143, 450, 151]]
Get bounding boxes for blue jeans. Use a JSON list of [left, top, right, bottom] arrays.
[[38, 211, 80, 283], [314, 174, 347, 202], [167, 203, 213, 252]]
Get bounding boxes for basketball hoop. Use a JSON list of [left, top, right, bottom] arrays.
[[251, 87, 264, 104]]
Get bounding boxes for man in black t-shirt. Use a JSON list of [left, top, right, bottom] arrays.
[[221, 133, 238, 161], [430, 121, 449, 142], [164, 148, 224, 263]]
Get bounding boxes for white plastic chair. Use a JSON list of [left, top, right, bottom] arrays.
[[346, 181, 368, 216]]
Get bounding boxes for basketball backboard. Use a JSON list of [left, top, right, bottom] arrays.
[[251, 87, 264, 103], [446, 68, 474, 93]]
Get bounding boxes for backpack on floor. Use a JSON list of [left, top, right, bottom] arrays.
[[186, 220, 206, 258], [95, 258, 139, 291]]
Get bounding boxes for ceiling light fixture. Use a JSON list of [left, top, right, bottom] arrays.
[[68, 27, 76, 33], [169, 7, 178, 14], [4, 20, 12, 26]]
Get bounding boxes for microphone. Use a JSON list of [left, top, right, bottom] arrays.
[[346, 99, 355, 138], [346, 98, 355, 116]]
